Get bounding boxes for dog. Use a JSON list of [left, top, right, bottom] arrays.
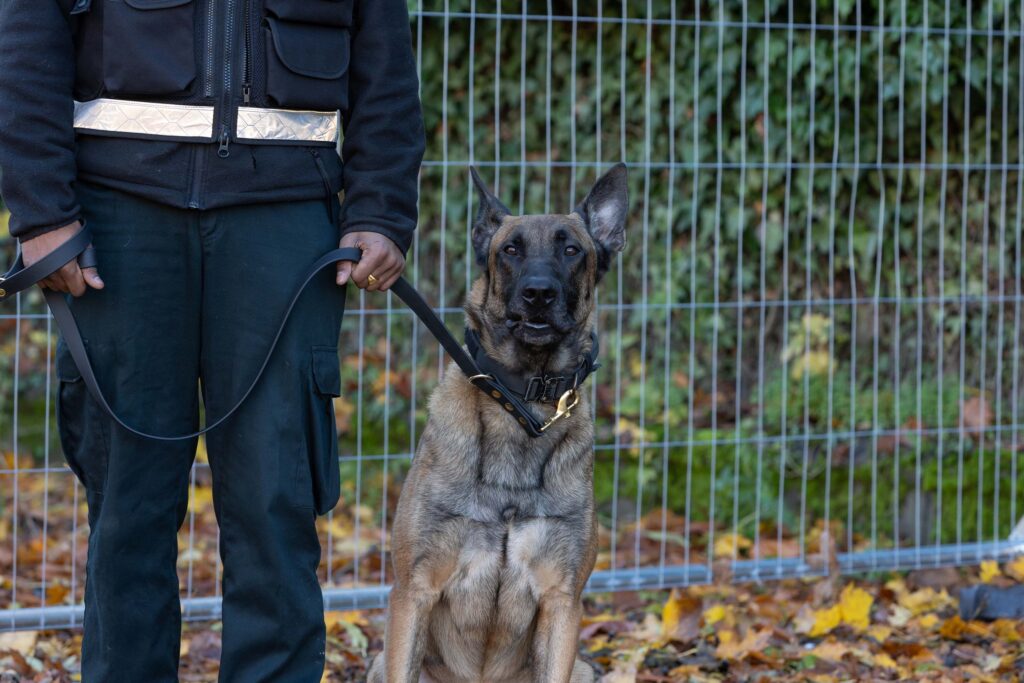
[[367, 164, 628, 683]]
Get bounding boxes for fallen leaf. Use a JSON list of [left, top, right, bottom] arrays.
[[703, 604, 734, 627], [867, 624, 892, 641], [1004, 555, 1024, 581], [837, 583, 873, 632], [810, 639, 850, 661], [661, 589, 701, 643], [806, 604, 842, 637], [979, 560, 1001, 583], [713, 532, 752, 559], [0, 631, 37, 654], [873, 652, 898, 669], [714, 627, 771, 660]]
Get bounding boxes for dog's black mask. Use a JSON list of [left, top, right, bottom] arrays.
[[469, 165, 628, 348]]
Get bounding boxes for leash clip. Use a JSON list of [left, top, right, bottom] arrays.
[[540, 388, 580, 432]]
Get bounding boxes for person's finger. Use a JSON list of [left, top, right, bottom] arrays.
[[377, 259, 405, 291], [365, 254, 397, 292], [336, 260, 354, 286], [40, 275, 64, 292], [351, 247, 388, 290], [82, 267, 105, 290], [336, 234, 362, 285], [59, 261, 87, 297]]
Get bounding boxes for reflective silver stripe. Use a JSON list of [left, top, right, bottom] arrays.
[[236, 106, 339, 144], [73, 99, 340, 144], [74, 99, 215, 139]]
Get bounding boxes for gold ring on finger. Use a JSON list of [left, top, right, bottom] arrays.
[[367, 274, 379, 286]]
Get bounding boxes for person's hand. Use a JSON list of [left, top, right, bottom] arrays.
[[21, 221, 104, 296], [335, 231, 405, 292]]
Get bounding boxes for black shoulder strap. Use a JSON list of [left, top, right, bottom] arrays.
[[1, 225, 561, 440]]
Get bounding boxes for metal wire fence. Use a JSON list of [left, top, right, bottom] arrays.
[[1, 0, 1023, 630]]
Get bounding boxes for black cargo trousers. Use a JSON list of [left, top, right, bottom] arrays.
[[58, 181, 346, 682]]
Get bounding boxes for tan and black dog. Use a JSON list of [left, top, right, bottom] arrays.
[[367, 164, 628, 683]]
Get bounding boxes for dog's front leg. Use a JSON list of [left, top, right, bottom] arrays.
[[531, 589, 582, 683], [382, 581, 441, 683]]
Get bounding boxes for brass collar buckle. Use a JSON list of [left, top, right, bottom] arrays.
[[539, 388, 580, 432]]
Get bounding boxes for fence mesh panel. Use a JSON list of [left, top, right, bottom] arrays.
[[1, 0, 1023, 629]]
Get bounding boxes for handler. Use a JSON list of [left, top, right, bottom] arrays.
[[0, 0, 423, 680]]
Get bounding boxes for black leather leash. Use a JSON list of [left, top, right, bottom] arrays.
[[0, 224, 586, 440]]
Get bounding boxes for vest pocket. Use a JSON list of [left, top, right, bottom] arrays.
[[264, 18, 350, 111], [102, 0, 197, 97], [264, 0, 353, 28]]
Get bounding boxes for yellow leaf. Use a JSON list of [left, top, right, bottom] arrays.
[[874, 652, 898, 669], [940, 615, 967, 640], [980, 559, 1001, 583], [807, 604, 842, 637], [662, 589, 682, 635], [661, 589, 701, 638], [991, 619, 1021, 642], [713, 532, 752, 559], [867, 624, 892, 641], [838, 583, 873, 632], [897, 587, 954, 615], [715, 628, 771, 661], [1005, 555, 1024, 582], [187, 485, 214, 514], [917, 613, 939, 630], [703, 604, 733, 627], [810, 640, 849, 661]]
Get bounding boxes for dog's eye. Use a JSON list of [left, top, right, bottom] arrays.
[[503, 245, 518, 256], [564, 246, 580, 257]]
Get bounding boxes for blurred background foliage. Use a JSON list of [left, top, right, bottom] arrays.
[[2, 0, 1023, 567]]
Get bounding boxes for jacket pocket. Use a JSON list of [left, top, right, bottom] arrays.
[[264, 0, 353, 27], [297, 346, 342, 515], [102, 0, 197, 97], [56, 339, 111, 495], [264, 18, 350, 111]]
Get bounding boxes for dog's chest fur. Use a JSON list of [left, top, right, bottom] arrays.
[[402, 363, 595, 679]]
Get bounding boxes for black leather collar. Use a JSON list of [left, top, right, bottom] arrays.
[[464, 327, 600, 404]]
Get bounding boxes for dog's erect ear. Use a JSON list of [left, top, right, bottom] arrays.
[[574, 163, 628, 262], [470, 167, 511, 265]]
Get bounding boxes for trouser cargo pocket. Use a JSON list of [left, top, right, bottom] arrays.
[[297, 346, 342, 515], [103, 0, 197, 96], [56, 338, 111, 495]]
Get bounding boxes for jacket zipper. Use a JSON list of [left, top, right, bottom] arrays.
[[242, 0, 253, 104], [217, 0, 237, 158], [203, 0, 216, 98], [190, 0, 218, 207]]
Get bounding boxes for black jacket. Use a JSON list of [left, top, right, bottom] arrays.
[[0, 0, 425, 251]]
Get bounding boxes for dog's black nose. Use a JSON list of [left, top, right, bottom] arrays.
[[521, 277, 557, 307]]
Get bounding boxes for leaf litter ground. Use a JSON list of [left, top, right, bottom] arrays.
[[1, 562, 1023, 681]]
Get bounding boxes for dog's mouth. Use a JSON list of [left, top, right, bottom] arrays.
[[506, 316, 564, 345]]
